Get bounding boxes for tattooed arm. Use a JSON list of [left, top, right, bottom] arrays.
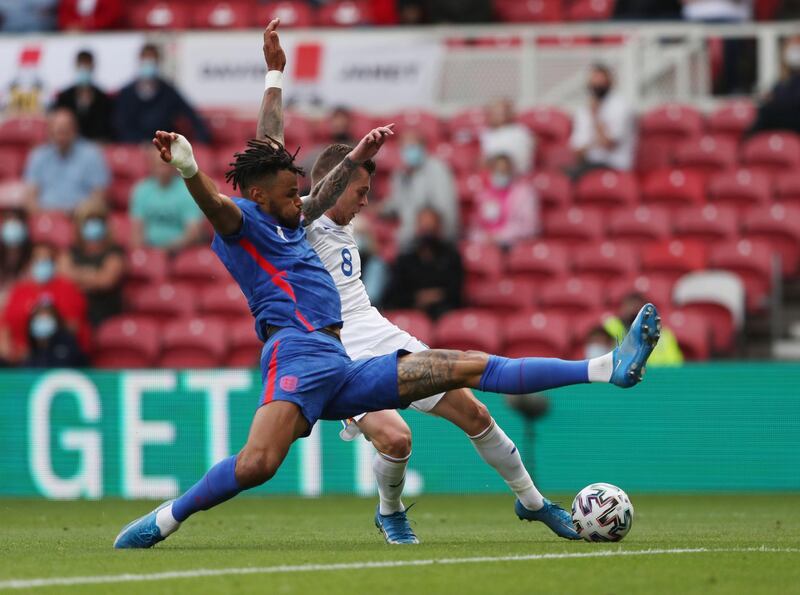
[[257, 19, 285, 143]]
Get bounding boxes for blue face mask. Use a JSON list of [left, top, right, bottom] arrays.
[[491, 172, 512, 189], [82, 218, 107, 242], [31, 259, 55, 285], [402, 144, 425, 168], [75, 67, 92, 86], [30, 314, 57, 340], [2, 219, 27, 246], [139, 59, 158, 80]]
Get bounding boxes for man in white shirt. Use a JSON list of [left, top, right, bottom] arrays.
[[569, 64, 636, 177], [479, 98, 534, 174]]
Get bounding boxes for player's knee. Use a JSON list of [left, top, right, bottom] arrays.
[[466, 399, 492, 435], [371, 425, 412, 459], [236, 450, 281, 488]]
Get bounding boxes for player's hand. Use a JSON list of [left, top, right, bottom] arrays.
[[263, 18, 286, 72], [349, 124, 395, 164], [152, 131, 198, 178], [152, 130, 179, 163]]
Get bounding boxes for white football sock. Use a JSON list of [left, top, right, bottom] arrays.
[[470, 420, 544, 511], [587, 352, 614, 383], [373, 451, 409, 516], [155, 502, 181, 536]]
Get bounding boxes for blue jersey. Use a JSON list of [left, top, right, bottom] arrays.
[[211, 198, 343, 340]]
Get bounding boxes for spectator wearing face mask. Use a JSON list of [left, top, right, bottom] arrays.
[[54, 50, 114, 141], [569, 64, 636, 179], [583, 326, 617, 360], [113, 44, 210, 143], [23, 299, 87, 369], [0, 210, 33, 308], [480, 98, 534, 174], [59, 201, 124, 327], [0, 243, 89, 363], [382, 130, 458, 250], [751, 35, 800, 135], [469, 154, 539, 248]]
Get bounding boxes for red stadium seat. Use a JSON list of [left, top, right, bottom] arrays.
[[495, 0, 563, 22], [606, 205, 672, 248], [282, 111, 317, 149], [664, 309, 711, 360], [672, 135, 737, 177], [673, 271, 744, 354], [530, 170, 572, 209], [160, 317, 228, 368], [518, 107, 572, 144], [673, 204, 738, 244], [507, 239, 571, 282], [128, 2, 192, 29], [742, 204, 800, 275], [0, 179, 27, 210], [433, 310, 502, 353], [170, 246, 231, 289], [707, 167, 771, 211], [199, 282, 251, 321], [634, 136, 675, 174], [104, 144, 149, 181], [129, 281, 197, 321], [539, 276, 605, 314], [641, 239, 706, 279], [639, 105, 704, 141], [707, 101, 756, 140], [536, 142, 575, 171], [29, 212, 74, 249], [775, 171, 800, 205], [435, 142, 481, 175], [460, 241, 504, 282], [503, 310, 571, 359], [191, 144, 219, 177], [203, 110, 250, 146], [572, 241, 639, 284], [708, 239, 774, 311], [0, 147, 26, 180], [109, 178, 136, 212], [253, 1, 315, 28], [389, 110, 445, 145], [543, 206, 605, 241], [741, 132, 800, 174], [93, 315, 161, 368], [125, 247, 168, 289], [641, 169, 705, 212], [607, 273, 674, 310], [0, 116, 47, 147], [567, 0, 616, 21], [317, 0, 372, 26], [383, 310, 434, 347], [466, 277, 536, 313], [193, 1, 254, 29], [226, 317, 262, 367], [108, 212, 133, 250], [574, 169, 638, 208], [447, 108, 486, 142]]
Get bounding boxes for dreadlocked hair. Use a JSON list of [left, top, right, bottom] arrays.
[[224, 135, 305, 191]]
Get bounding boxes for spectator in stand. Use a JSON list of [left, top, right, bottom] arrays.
[[603, 292, 684, 366], [58, 0, 123, 30], [59, 201, 124, 327], [54, 50, 115, 142], [424, 0, 493, 22], [0, 0, 57, 32], [0, 210, 32, 309], [480, 98, 534, 175], [0, 243, 89, 364], [326, 107, 357, 145], [383, 130, 458, 249], [569, 64, 636, 178], [469, 154, 539, 248], [383, 207, 463, 319], [23, 108, 110, 213], [614, 0, 682, 19], [751, 35, 800, 135], [23, 298, 88, 368], [353, 217, 389, 305], [583, 325, 617, 360], [113, 44, 211, 143]]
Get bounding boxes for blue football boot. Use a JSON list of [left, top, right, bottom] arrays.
[[114, 500, 177, 549], [611, 303, 661, 388], [375, 505, 419, 544], [515, 498, 580, 540]]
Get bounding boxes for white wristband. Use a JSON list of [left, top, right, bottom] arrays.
[[176, 160, 198, 179], [168, 134, 199, 178], [265, 70, 283, 90]]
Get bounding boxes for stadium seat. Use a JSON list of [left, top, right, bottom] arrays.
[[606, 205, 672, 248], [708, 239, 775, 311], [567, 0, 616, 21], [634, 136, 675, 174], [639, 104, 704, 141], [109, 178, 136, 212], [0, 116, 48, 147], [530, 170, 572, 209], [317, 0, 372, 26], [663, 309, 711, 360], [518, 107, 571, 144], [742, 204, 800, 275], [503, 310, 571, 359], [707, 167, 771, 212], [507, 239, 571, 283], [127, 2, 192, 29], [494, 0, 564, 22], [460, 241, 504, 282], [170, 246, 232, 289], [433, 310, 503, 353], [741, 132, 800, 174], [0, 179, 26, 210], [253, 1, 315, 28], [389, 110, 445, 145], [539, 276, 605, 314], [383, 310, 434, 347], [447, 108, 486, 142], [641, 169, 705, 213], [466, 277, 536, 313], [640, 239, 706, 279], [191, 144, 220, 177], [774, 171, 800, 205], [435, 142, 481, 175], [607, 273, 675, 310], [574, 169, 638, 208], [203, 110, 251, 146], [29, 212, 74, 249], [543, 206, 605, 241], [536, 142, 575, 171], [104, 144, 149, 181], [0, 147, 26, 180], [125, 247, 168, 289], [194, 1, 254, 29], [226, 317, 262, 367], [93, 314, 161, 368], [128, 281, 197, 321], [160, 317, 228, 368], [199, 282, 251, 321], [673, 204, 738, 244], [572, 241, 639, 284], [672, 135, 737, 178], [108, 213, 133, 250], [707, 101, 756, 141], [282, 111, 317, 149]]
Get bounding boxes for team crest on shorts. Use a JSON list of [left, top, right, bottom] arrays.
[[280, 375, 299, 392]]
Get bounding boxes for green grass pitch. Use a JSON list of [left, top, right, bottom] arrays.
[[1, 494, 798, 594]]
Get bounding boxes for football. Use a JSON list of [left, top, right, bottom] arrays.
[[571, 483, 634, 542]]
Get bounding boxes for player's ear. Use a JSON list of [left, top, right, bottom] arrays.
[[248, 184, 264, 206]]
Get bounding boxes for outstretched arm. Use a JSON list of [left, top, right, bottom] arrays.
[[257, 18, 286, 144], [152, 131, 242, 237]]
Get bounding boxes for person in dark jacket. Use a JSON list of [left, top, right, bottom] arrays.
[[113, 43, 210, 143], [54, 50, 114, 141], [23, 299, 87, 368], [751, 35, 800, 135]]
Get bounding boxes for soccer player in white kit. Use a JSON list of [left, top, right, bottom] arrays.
[[257, 20, 575, 544]]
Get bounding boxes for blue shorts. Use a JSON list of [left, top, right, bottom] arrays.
[[258, 327, 406, 435]]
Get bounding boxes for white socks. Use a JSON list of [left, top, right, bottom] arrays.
[[587, 352, 614, 383], [155, 502, 181, 537], [373, 451, 409, 515], [470, 420, 544, 511]]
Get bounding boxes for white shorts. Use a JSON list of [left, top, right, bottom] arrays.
[[338, 307, 445, 440]]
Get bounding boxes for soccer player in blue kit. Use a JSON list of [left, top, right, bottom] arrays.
[[114, 82, 660, 554]]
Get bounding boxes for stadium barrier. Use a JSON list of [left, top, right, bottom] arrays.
[[0, 364, 798, 499]]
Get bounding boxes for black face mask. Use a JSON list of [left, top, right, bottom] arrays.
[[589, 85, 610, 100]]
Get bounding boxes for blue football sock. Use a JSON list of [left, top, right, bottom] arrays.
[[172, 455, 242, 522], [479, 356, 589, 394]]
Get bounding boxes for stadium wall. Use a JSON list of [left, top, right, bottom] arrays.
[[0, 364, 798, 499]]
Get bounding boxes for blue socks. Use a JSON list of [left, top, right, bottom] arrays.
[[172, 455, 242, 522], [479, 356, 589, 394]]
